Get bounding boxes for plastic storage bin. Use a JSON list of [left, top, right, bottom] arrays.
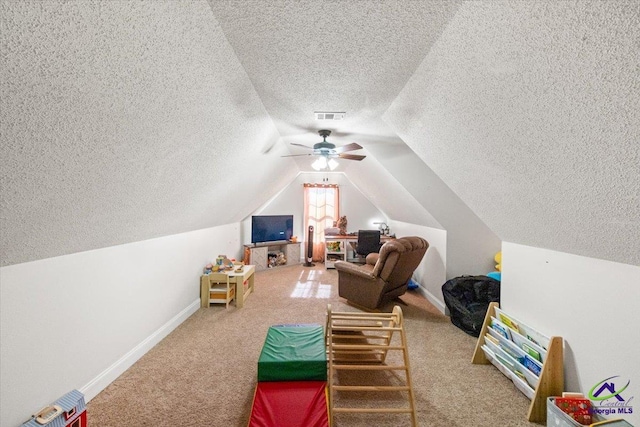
[[547, 397, 603, 427]]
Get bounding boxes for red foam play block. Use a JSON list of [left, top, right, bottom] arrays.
[[248, 381, 329, 427]]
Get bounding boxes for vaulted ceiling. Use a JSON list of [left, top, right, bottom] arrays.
[[1, 0, 638, 267]]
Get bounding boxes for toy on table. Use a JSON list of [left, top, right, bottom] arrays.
[[336, 216, 347, 235], [204, 255, 242, 274]]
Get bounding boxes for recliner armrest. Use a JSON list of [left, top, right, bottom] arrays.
[[365, 253, 379, 265], [334, 261, 376, 280]]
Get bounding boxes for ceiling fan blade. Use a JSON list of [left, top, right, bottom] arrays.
[[281, 153, 313, 158], [339, 153, 366, 161], [333, 142, 363, 154], [290, 143, 314, 150]]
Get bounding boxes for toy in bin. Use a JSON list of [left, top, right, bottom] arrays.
[[555, 393, 593, 425], [21, 389, 86, 427], [547, 394, 634, 427]]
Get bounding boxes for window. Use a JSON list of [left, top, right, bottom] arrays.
[[303, 184, 339, 261], [65, 408, 76, 420]]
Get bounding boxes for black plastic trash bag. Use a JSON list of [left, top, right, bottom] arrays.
[[441, 275, 500, 337]]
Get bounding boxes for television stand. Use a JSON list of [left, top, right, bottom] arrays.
[[243, 242, 301, 271]]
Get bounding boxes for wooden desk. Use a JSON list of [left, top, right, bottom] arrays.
[[200, 264, 255, 308], [324, 235, 393, 268]]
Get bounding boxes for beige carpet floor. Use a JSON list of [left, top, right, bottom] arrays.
[[87, 264, 541, 426]]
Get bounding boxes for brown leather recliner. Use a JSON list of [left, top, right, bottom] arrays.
[[335, 236, 429, 310]]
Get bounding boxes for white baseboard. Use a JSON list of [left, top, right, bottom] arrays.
[[415, 286, 447, 315], [80, 299, 200, 401]]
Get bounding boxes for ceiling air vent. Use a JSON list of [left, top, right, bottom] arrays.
[[315, 111, 346, 120]]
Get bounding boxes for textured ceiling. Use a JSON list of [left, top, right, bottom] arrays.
[[1, 0, 638, 268], [341, 147, 442, 230], [0, 0, 297, 266], [385, 0, 640, 266], [207, 0, 462, 167]]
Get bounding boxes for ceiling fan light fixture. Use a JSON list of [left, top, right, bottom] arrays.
[[284, 129, 364, 167], [312, 156, 328, 171]]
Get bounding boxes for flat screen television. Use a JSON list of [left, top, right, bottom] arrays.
[[251, 215, 293, 244]]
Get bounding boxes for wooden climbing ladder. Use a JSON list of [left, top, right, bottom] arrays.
[[325, 304, 417, 426]]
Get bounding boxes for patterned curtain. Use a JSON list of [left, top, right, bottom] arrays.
[[303, 184, 339, 262]]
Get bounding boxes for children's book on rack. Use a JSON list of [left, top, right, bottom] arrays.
[[496, 308, 548, 348], [521, 353, 542, 376], [498, 312, 520, 332], [522, 342, 542, 361], [488, 318, 543, 376], [483, 329, 540, 390], [491, 317, 512, 340], [472, 303, 564, 423], [494, 308, 548, 361]]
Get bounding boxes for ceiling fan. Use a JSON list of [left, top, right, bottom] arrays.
[[282, 130, 365, 170]]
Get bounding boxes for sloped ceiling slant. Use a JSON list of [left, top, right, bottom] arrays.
[[0, 0, 298, 266], [384, 0, 640, 266]]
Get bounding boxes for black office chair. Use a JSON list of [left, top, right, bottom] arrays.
[[355, 230, 382, 263]]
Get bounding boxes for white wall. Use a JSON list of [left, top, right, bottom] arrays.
[[0, 223, 241, 427], [502, 242, 640, 425], [389, 220, 448, 313], [244, 174, 305, 244], [362, 138, 500, 279], [242, 172, 388, 249]]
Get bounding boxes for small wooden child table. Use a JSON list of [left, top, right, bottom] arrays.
[[200, 264, 255, 308]]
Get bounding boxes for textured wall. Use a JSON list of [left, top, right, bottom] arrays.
[[0, 0, 297, 266], [385, 1, 640, 266]]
